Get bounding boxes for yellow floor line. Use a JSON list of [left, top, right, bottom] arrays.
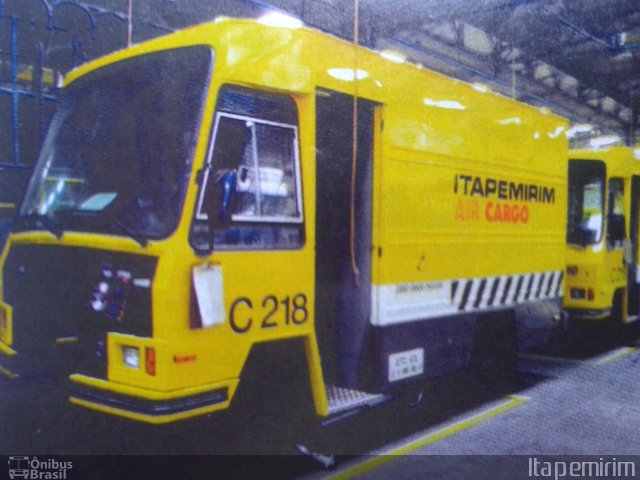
[[0, 365, 18, 380], [596, 347, 638, 366], [518, 353, 587, 365], [329, 394, 529, 480], [0, 342, 17, 357]]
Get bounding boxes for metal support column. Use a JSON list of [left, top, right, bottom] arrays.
[[71, 35, 79, 68], [10, 16, 20, 165], [35, 43, 45, 143], [630, 92, 640, 146]]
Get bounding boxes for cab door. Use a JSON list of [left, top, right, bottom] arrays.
[[188, 85, 315, 383], [627, 175, 640, 318]]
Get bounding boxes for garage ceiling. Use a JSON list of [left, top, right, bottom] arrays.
[[5, 0, 640, 143], [132, 0, 640, 143]]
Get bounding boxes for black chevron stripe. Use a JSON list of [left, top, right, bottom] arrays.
[[459, 280, 473, 311], [524, 274, 535, 300], [536, 273, 546, 298], [513, 275, 524, 302], [555, 272, 564, 297], [501, 276, 513, 305], [474, 279, 487, 308], [487, 277, 500, 306], [545, 271, 556, 297]]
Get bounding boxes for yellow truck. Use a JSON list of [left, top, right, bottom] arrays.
[[0, 18, 567, 425], [564, 146, 640, 340]]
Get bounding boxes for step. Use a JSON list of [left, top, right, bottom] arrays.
[[326, 384, 386, 416]]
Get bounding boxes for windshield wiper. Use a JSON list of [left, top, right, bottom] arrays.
[[113, 221, 148, 247], [14, 212, 64, 239]]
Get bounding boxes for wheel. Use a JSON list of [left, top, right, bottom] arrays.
[[608, 289, 626, 345], [226, 339, 317, 454], [469, 311, 517, 388]]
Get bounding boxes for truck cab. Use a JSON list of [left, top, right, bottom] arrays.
[[564, 147, 640, 338]]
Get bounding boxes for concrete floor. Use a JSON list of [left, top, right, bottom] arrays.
[[2, 327, 640, 480], [317, 340, 640, 480]]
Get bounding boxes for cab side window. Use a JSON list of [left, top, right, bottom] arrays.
[[607, 177, 625, 250], [190, 86, 304, 252]]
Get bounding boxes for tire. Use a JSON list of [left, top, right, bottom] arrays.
[[227, 339, 317, 454], [609, 289, 626, 345], [469, 311, 517, 387]]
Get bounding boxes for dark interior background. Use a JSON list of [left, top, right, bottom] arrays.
[[1, 0, 639, 220]]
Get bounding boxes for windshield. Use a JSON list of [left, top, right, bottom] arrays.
[[567, 159, 605, 246], [19, 46, 213, 240]]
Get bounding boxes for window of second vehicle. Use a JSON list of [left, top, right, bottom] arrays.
[[567, 159, 605, 246], [607, 177, 625, 249]]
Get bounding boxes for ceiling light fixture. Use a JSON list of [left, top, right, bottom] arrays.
[[258, 11, 303, 29], [589, 135, 621, 148], [380, 50, 406, 64], [566, 124, 593, 137]]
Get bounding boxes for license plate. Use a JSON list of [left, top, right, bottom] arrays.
[[388, 348, 424, 382]]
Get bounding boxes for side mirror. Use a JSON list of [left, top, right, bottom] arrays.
[[195, 166, 211, 187], [623, 238, 634, 266], [190, 222, 213, 257]]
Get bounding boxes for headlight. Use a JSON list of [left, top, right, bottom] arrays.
[[122, 346, 140, 369]]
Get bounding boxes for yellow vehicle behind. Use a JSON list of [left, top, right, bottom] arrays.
[[1, 18, 567, 425], [564, 146, 640, 338]]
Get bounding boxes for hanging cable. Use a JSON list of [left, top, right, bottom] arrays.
[[511, 44, 517, 100], [127, 0, 133, 46], [349, 0, 361, 288]]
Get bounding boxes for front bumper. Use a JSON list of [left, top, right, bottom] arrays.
[[69, 374, 238, 424], [564, 308, 611, 321]]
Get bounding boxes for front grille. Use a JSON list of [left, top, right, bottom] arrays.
[[2, 244, 157, 379]]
